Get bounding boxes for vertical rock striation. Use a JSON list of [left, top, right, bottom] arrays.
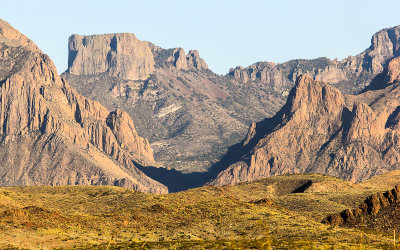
[[68, 33, 155, 80]]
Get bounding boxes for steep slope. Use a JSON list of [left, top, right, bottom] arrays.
[[210, 56, 400, 186], [0, 19, 167, 193], [64, 26, 400, 175]]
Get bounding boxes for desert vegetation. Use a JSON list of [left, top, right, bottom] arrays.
[[1, 173, 400, 248]]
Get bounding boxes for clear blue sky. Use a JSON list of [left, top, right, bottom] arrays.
[[1, 0, 400, 74]]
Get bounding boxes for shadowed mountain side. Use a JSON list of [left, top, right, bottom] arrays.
[[360, 57, 400, 92], [136, 98, 296, 192], [135, 165, 209, 192], [136, 105, 291, 192], [131, 60, 400, 192]]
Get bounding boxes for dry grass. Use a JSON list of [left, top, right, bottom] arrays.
[[0, 173, 398, 249]]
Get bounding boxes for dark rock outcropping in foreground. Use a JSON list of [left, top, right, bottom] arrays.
[[323, 185, 400, 228]]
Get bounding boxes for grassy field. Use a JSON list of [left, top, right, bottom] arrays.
[[0, 173, 399, 249]]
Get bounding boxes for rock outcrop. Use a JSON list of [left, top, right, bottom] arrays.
[[0, 19, 167, 193], [323, 185, 400, 227], [210, 58, 400, 186], [64, 32, 273, 180]]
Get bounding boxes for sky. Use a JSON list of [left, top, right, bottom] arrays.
[[1, 0, 400, 75]]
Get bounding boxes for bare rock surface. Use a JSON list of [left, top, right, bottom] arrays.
[[64, 25, 400, 192], [0, 19, 167, 193], [64, 35, 280, 175], [68, 33, 155, 80]]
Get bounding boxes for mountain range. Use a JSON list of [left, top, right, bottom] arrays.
[[1, 18, 400, 193], [63, 24, 400, 191]]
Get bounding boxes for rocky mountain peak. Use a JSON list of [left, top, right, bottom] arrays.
[[287, 74, 345, 116], [226, 25, 400, 95], [186, 50, 208, 70], [153, 47, 208, 71], [0, 20, 167, 193], [0, 19, 40, 53], [370, 25, 400, 59], [210, 62, 400, 186]]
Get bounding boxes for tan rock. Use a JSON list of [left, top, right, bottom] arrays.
[[68, 33, 155, 80]]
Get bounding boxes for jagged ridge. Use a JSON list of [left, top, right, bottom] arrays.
[[228, 25, 400, 94]]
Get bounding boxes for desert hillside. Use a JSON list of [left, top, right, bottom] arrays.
[[1, 172, 399, 249]]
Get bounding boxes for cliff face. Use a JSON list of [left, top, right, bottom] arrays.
[[67, 33, 209, 80], [228, 25, 400, 94], [68, 33, 155, 80], [210, 57, 400, 186], [0, 19, 167, 193], [63, 24, 400, 191]]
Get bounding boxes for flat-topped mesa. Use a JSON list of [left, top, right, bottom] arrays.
[[67, 33, 208, 80], [67, 33, 155, 80], [0, 19, 167, 193]]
